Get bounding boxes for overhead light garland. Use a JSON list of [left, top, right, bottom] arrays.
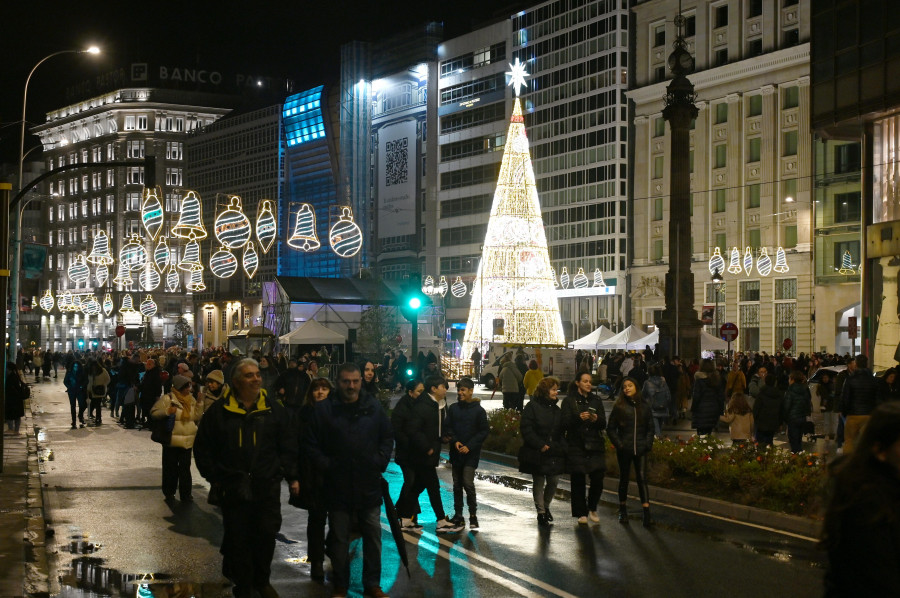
[[154, 236, 171, 269], [102, 293, 114, 316], [727, 247, 742, 274], [287, 203, 320, 251], [210, 247, 238, 278], [243, 242, 259, 279], [559, 267, 570, 289], [593, 268, 606, 288], [422, 276, 435, 295], [757, 247, 773, 276], [139, 264, 161, 291], [139, 295, 158, 318], [451, 277, 467, 298], [120, 234, 148, 272], [113, 261, 134, 289], [256, 200, 277, 253], [178, 233, 204, 272], [172, 191, 207, 239], [329, 206, 362, 258], [95, 264, 109, 287], [81, 295, 101, 317], [141, 187, 164, 240], [119, 293, 136, 314], [166, 264, 180, 292], [59, 291, 73, 312], [742, 247, 754, 276], [86, 230, 115, 265], [708, 247, 726, 276], [215, 195, 252, 249], [68, 254, 90, 284], [40, 290, 54, 312], [186, 268, 206, 292], [773, 247, 789, 273], [573, 268, 589, 289]]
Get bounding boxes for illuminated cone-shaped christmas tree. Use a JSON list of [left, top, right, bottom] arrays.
[[462, 60, 565, 357]]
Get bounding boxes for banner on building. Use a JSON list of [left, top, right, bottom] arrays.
[[701, 304, 715, 325], [22, 244, 48, 280], [377, 120, 417, 239]]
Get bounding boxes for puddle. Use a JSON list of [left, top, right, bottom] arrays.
[[59, 556, 231, 597]]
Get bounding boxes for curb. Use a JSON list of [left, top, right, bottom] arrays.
[[475, 449, 822, 539], [24, 398, 50, 597]]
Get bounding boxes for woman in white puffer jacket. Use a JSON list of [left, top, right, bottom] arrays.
[[151, 375, 202, 502]]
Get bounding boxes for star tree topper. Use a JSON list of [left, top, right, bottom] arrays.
[[506, 58, 529, 97]]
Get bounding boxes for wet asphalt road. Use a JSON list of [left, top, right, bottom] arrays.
[[32, 378, 825, 598]]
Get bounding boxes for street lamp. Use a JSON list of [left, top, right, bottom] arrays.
[[11, 46, 101, 360], [711, 267, 723, 338]]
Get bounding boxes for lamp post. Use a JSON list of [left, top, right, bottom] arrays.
[[11, 46, 101, 361]]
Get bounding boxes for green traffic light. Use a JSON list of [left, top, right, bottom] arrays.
[[408, 297, 421, 309], [406, 368, 414, 376]]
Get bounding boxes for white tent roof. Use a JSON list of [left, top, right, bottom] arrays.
[[701, 330, 728, 351], [569, 325, 616, 350], [627, 328, 658, 350], [278, 319, 346, 345], [597, 325, 650, 350]]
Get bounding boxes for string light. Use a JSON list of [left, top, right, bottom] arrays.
[[119, 293, 136, 314], [214, 195, 252, 249], [757, 247, 773, 276], [451, 277, 467, 298], [95, 264, 109, 287], [573, 268, 589, 289], [178, 232, 204, 272], [139, 295, 158, 317], [139, 264, 161, 291], [166, 264, 180, 292], [120, 234, 148, 272], [287, 203, 320, 251], [68, 254, 90, 284], [210, 247, 238, 278], [422, 276, 435, 295], [102, 293, 114, 316], [438, 276, 448, 297], [773, 246, 790, 273], [551, 268, 559, 288], [560, 267, 570, 289], [186, 268, 206, 291], [141, 187, 164, 240], [86, 230, 114, 265], [742, 247, 754, 276], [256, 199, 277, 253], [708, 247, 725, 276], [113, 261, 134, 289], [243, 242, 259, 279], [593, 268, 606, 288], [329, 206, 363, 258], [40, 290, 54, 312], [81, 294, 101, 317], [154, 237, 170, 269], [727, 247, 742, 274], [172, 191, 207, 239], [59, 291, 73, 312], [839, 250, 856, 275]]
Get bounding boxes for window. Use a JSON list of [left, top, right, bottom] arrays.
[[783, 86, 799, 109], [748, 95, 763, 117], [653, 197, 663, 220], [715, 103, 728, 124], [715, 144, 727, 168], [124, 116, 135, 130], [136, 116, 148, 130], [715, 189, 727, 212], [783, 130, 798, 156], [748, 39, 763, 57], [166, 141, 183, 160], [81, 200, 88, 217], [783, 27, 799, 47], [127, 140, 144, 158], [834, 240, 860, 270], [834, 143, 861, 174], [715, 4, 728, 28], [653, 24, 666, 47], [654, 117, 665, 137], [107, 169, 115, 187], [684, 14, 696, 37], [748, 138, 761, 162], [749, 228, 761, 247], [834, 191, 861, 223], [749, 184, 761, 208], [654, 66, 666, 82], [107, 195, 115, 213], [165, 168, 182, 186], [652, 239, 664, 260], [716, 233, 727, 253], [748, 0, 762, 18], [715, 48, 728, 67], [107, 143, 116, 160], [653, 155, 664, 179], [775, 278, 797, 300], [784, 225, 798, 248], [739, 303, 760, 351], [740, 280, 761, 302], [127, 167, 144, 185], [775, 302, 797, 351], [207, 311, 213, 332], [126, 193, 141, 211]]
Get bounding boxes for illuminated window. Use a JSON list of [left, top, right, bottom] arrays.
[[283, 86, 326, 146]]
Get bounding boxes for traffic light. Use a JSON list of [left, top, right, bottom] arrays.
[[399, 275, 429, 323], [77, 339, 85, 349]]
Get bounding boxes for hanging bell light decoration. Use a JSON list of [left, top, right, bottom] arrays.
[[58, 291, 73, 312], [119, 293, 136, 314], [39, 290, 54, 312], [708, 247, 726, 276], [451, 277, 467, 298], [141, 187, 164, 240], [86, 230, 115, 265], [120, 234, 148, 272], [139, 264, 161, 291], [773, 247, 790, 273], [172, 191, 207, 239], [95, 264, 109, 287], [593, 268, 606, 288], [214, 195, 252, 249], [329, 206, 363, 258], [154, 236, 171, 269], [559, 267, 570, 289], [81, 295, 101, 317], [727, 247, 742, 274], [573, 267, 589, 289], [287, 203, 320, 251], [166, 264, 180, 292], [139, 295, 158, 318], [210, 247, 238, 278], [186, 268, 206, 292], [178, 233, 204, 272], [838, 251, 856, 275], [743, 247, 754, 276], [68, 254, 90, 284], [113, 261, 134, 289], [256, 199, 277, 253], [243, 242, 259, 279], [102, 293, 114, 316]]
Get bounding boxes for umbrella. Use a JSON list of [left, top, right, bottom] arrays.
[[381, 477, 411, 578]]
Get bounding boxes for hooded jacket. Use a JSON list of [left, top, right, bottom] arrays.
[[406, 393, 447, 467], [607, 395, 654, 457], [691, 371, 725, 430], [446, 397, 489, 468], [151, 391, 202, 449], [519, 395, 566, 475], [560, 390, 607, 474], [753, 384, 784, 433], [783, 382, 812, 422]]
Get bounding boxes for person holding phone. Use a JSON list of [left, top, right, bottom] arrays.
[[562, 371, 607, 524]]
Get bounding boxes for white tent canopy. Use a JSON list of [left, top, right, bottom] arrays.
[[596, 325, 650, 350], [279, 319, 346, 346], [606, 328, 728, 352], [569, 325, 616, 350]]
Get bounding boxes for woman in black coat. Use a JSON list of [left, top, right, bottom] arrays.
[[392, 379, 426, 530], [562, 372, 607, 525], [607, 377, 655, 527], [691, 358, 725, 436], [822, 402, 900, 596], [519, 376, 566, 526], [5, 362, 28, 434]]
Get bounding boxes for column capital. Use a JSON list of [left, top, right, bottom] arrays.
[[761, 85, 776, 96], [634, 115, 649, 124], [798, 76, 810, 87], [726, 93, 742, 103]]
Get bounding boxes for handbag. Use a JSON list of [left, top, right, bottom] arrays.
[[150, 412, 176, 445], [207, 482, 224, 506]]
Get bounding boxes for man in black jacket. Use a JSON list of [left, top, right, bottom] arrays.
[[305, 363, 393, 598], [446, 377, 489, 529], [194, 358, 299, 598], [841, 354, 880, 453]]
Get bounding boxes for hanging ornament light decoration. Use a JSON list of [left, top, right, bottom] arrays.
[[593, 268, 607, 288], [40, 290, 54, 312], [287, 203, 320, 251], [102, 293, 114, 316], [119, 293, 136, 314], [551, 268, 559, 289], [166, 264, 180, 292], [214, 195, 252, 249], [120, 234, 148, 272], [756, 247, 773, 277], [67, 254, 90, 284], [438, 276, 449, 297], [178, 233, 204, 272], [85, 295, 102, 316], [139, 263, 161, 291], [256, 199, 277, 253], [838, 250, 856, 275], [329, 206, 363, 258], [559, 267, 570, 289], [727, 247, 742, 274], [154, 236, 171, 270], [86, 230, 115, 265], [422, 276, 435, 295], [95, 264, 109, 287], [113, 261, 134, 289], [708, 247, 726, 276], [172, 191, 207, 239], [140, 187, 164, 240], [186, 268, 206, 292], [743, 247, 754, 276], [139, 295, 158, 318], [573, 267, 589, 289], [243, 242, 259, 279], [451, 277, 467, 298], [210, 247, 238, 278], [773, 246, 790, 273], [59, 291, 73, 312]]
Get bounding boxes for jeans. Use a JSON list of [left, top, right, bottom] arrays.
[[161, 445, 193, 499], [68, 392, 86, 426], [531, 474, 559, 514], [220, 480, 282, 595], [328, 506, 382, 591], [112, 383, 128, 417], [616, 451, 649, 504], [787, 419, 805, 453], [451, 463, 477, 516], [570, 470, 604, 517]]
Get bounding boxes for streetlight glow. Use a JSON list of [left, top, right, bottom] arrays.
[[85, 46, 101, 54]]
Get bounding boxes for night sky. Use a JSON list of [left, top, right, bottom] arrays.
[[1, 0, 525, 163]]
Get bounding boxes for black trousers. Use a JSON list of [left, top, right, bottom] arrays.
[[570, 469, 604, 517], [161, 445, 193, 499], [398, 462, 445, 520], [616, 451, 649, 504], [306, 507, 327, 565], [221, 480, 282, 596]]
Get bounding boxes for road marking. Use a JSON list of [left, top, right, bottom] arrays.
[[381, 522, 580, 598]]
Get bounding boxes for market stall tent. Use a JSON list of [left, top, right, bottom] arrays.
[[569, 325, 616, 350]]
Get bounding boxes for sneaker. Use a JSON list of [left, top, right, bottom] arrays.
[[363, 588, 389, 598], [436, 517, 463, 533], [451, 513, 465, 527], [546, 510, 554, 522], [469, 515, 479, 530], [588, 511, 600, 523], [400, 518, 423, 532], [577, 516, 588, 524]]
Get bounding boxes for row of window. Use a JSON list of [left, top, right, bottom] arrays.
[[440, 73, 505, 106], [531, 121, 621, 160], [439, 224, 487, 247], [513, 14, 625, 61], [440, 163, 501, 191], [538, 163, 624, 193], [527, 31, 623, 76], [439, 101, 506, 135], [439, 194, 492, 219], [510, 0, 623, 36], [542, 200, 620, 226], [440, 43, 506, 78], [529, 52, 623, 94], [440, 134, 505, 162]]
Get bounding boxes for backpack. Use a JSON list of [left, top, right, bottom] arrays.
[[648, 379, 671, 412]]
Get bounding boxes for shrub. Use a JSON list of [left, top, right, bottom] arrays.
[[483, 409, 523, 455]]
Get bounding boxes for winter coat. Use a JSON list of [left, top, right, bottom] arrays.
[[304, 393, 393, 511], [725, 370, 747, 398], [876, 378, 900, 404], [259, 366, 280, 399], [523, 368, 544, 396], [406, 394, 447, 467], [5, 371, 28, 420], [719, 411, 754, 441], [748, 374, 765, 399], [446, 399, 489, 468], [275, 368, 310, 409], [753, 385, 784, 433], [642, 376, 672, 417], [139, 367, 164, 405], [499, 362, 523, 393], [783, 383, 812, 423], [691, 372, 725, 430], [151, 392, 201, 449], [841, 368, 880, 416], [290, 402, 326, 512], [391, 393, 418, 466], [518, 396, 566, 476], [200, 385, 223, 412], [64, 364, 87, 400], [560, 391, 607, 474], [607, 395, 655, 457], [194, 387, 298, 500], [88, 368, 111, 399]]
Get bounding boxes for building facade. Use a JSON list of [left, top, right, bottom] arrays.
[[629, 0, 813, 355]]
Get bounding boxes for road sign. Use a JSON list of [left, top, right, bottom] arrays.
[[115, 325, 126, 338], [719, 322, 738, 343], [848, 316, 857, 339], [782, 338, 793, 350]]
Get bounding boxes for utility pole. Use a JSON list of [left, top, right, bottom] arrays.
[[0, 183, 11, 472]]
